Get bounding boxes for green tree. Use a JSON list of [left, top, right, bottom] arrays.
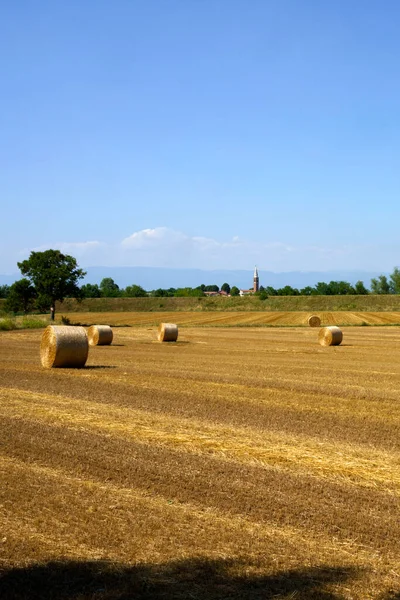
[[389, 267, 400, 294], [18, 250, 86, 320], [152, 288, 176, 297], [314, 282, 330, 295], [370, 275, 390, 294], [174, 287, 204, 297], [124, 284, 147, 297], [327, 281, 355, 295], [265, 286, 277, 296], [36, 294, 53, 314], [99, 277, 120, 297], [354, 280, 369, 295], [0, 284, 10, 299], [230, 286, 240, 296], [276, 285, 300, 296], [300, 286, 314, 296], [204, 284, 219, 292], [5, 279, 37, 314], [152, 288, 168, 297], [221, 283, 231, 294], [80, 283, 102, 298]]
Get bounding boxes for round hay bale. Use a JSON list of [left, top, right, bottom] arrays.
[[40, 325, 89, 368], [318, 326, 343, 347], [308, 315, 321, 327], [158, 323, 178, 342], [88, 325, 113, 346]]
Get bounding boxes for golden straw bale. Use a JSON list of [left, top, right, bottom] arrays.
[[88, 325, 113, 346], [158, 323, 178, 342], [40, 325, 89, 368], [308, 315, 321, 327], [318, 326, 343, 347]]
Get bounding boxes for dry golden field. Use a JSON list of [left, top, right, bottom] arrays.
[[1, 324, 400, 599], [64, 310, 400, 327]]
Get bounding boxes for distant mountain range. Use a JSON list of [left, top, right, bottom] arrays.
[[0, 266, 386, 290]]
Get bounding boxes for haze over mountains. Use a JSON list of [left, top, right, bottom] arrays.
[[0, 267, 385, 291]]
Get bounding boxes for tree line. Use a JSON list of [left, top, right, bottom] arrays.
[[1, 250, 400, 316]]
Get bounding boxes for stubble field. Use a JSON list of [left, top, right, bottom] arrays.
[[0, 324, 400, 599], [63, 310, 400, 327]]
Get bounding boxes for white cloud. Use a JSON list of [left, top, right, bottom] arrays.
[[120, 228, 247, 268], [121, 227, 187, 249], [10, 228, 400, 273], [119, 228, 316, 269]]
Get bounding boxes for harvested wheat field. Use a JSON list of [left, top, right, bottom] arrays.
[[1, 326, 400, 599], [63, 310, 400, 328]]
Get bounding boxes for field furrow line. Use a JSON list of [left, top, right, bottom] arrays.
[[85, 370, 400, 423], [1, 388, 399, 494], [3, 414, 399, 558], [64, 311, 400, 327], [1, 454, 396, 572], [1, 360, 399, 450]]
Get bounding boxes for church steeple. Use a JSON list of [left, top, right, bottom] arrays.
[[253, 266, 259, 293]]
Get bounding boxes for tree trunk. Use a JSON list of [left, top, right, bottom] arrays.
[[50, 306, 55, 321]]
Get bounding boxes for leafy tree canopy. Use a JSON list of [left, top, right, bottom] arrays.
[[5, 279, 36, 314], [124, 284, 147, 297], [300, 286, 314, 296], [99, 277, 120, 297], [314, 282, 330, 295], [326, 280, 355, 295], [230, 286, 240, 296], [18, 250, 86, 317], [354, 280, 369, 295], [389, 267, 400, 294], [81, 283, 102, 298], [36, 294, 54, 314], [221, 283, 231, 294], [174, 287, 204, 297], [370, 275, 390, 295], [151, 288, 176, 297], [264, 286, 277, 296], [257, 289, 268, 300], [278, 285, 300, 296], [0, 284, 10, 299]]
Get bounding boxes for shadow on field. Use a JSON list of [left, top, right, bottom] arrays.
[[69, 323, 132, 329], [82, 365, 117, 370], [0, 557, 366, 600]]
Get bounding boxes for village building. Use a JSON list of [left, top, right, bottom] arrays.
[[202, 268, 259, 297], [239, 266, 259, 296], [203, 290, 229, 297]]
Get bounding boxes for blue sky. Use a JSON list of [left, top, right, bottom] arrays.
[[1, 0, 400, 275]]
